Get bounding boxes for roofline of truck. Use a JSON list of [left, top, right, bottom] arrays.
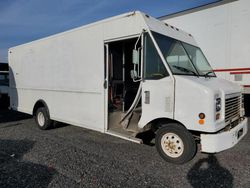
[[158, 0, 238, 20], [9, 11, 142, 51], [9, 10, 196, 52]]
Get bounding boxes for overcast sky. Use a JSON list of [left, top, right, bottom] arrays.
[[0, 0, 218, 62]]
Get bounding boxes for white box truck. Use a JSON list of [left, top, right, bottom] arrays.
[[8, 11, 247, 164], [0, 63, 9, 107], [0, 71, 9, 96], [159, 0, 250, 115]]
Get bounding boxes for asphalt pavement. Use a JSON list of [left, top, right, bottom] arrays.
[[0, 109, 249, 188]]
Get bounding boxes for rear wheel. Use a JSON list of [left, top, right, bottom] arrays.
[[155, 123, 197, 164], [35, 107, 53, 130]]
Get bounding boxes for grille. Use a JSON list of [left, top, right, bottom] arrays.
[[225, 94, 241, 123]]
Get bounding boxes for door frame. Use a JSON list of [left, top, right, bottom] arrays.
[[103, 35, 141, 132], [104, 44, 109, 132]]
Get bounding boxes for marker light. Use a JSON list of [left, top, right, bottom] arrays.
[[199, 113, 205, 119]]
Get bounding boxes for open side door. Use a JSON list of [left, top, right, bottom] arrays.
[[104, 38, 143, 144]]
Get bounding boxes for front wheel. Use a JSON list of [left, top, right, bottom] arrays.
[[155, 123, 197, 164]]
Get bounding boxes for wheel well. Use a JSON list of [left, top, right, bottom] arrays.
[[148, 118, 186, 133], [136, 118, 187, 146], [32, 100, 49, 116]]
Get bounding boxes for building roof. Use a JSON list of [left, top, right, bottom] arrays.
[[158, 0, 238, 20]]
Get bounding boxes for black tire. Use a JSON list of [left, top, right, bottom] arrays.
[[0, 94, 9, 109], [155, 123, 197, 164], [35, 107, 53, 130]]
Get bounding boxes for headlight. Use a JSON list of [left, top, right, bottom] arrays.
[[215, 98, 221, 112]]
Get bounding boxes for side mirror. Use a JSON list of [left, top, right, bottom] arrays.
[[132, 49, 139, 65], [130, 70, 138, 79]]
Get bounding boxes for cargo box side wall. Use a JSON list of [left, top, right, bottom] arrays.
[[9, 24, 105, 132]]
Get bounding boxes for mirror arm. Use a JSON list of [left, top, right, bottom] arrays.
[[133, 77, 142, 83], [137, 47, 142, 78], [131, 30, 145, 82], [134, 31, 144, 50]]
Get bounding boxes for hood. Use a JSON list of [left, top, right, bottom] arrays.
[[175, 75, 241, 96]]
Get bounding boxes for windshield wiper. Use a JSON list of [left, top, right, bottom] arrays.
[[172, 65, 199, 77], [204, 71, 214, 78]]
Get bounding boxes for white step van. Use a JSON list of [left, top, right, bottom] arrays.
[[8, 11, 247, 164], [0, 63, 9, 106]]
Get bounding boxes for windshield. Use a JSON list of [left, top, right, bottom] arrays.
[[152, 31, 216, 77]]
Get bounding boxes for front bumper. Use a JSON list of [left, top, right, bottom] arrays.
[[200, 118, 248, 153]]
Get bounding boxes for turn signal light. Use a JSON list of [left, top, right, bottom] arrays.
[[199, 119, 205, 125]]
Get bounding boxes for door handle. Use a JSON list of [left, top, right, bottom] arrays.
[[103, 80, 107, 89]]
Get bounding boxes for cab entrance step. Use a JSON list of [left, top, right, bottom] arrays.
[[106, 130, 142, 144]]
